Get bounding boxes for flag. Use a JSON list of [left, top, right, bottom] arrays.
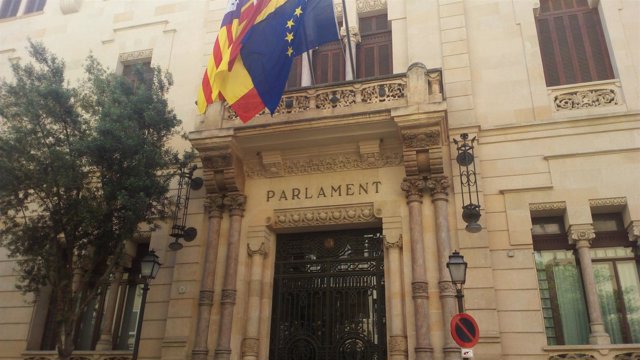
[[240, 0, 339, 113], [197, 0, 271, 114]]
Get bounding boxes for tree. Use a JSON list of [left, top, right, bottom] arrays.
[[0, 41, 182, 359]]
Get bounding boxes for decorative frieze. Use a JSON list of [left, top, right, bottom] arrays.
[[334, 0, 387, 18], [245, 151, 402, 178], [615, 352, 640, 360], [588, 197, 627, 208], [529, 201, 566, 212], [549, 354, 596, 360], [23, 353, 133, 360], [402, 129, 441, 149], [118, 49, 152, 63], [271, 203, 377, 229], [554, 88, 618, 111]]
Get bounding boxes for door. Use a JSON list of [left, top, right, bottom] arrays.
[[269, 228, 387, 360]]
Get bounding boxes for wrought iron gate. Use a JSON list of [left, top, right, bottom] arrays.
[[269, 228, 387, 360]]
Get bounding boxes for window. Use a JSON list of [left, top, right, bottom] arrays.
[[39, 244, 149, 351], [121, 60, 153, 91], [286, 12, 392, 88], [356, 13, 392, 79], [533, 214, 640, 345], [23, 0, 45, 14], [533, 216, 590, 345], [535, 0, 614, 86], [0, 0, 21, 18], [591, 214, 640, 344]]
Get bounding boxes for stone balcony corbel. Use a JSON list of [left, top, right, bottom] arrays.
[[396, 115, 446, 178], [189, 131, 245, 195]]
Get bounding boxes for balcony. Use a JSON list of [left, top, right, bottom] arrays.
[[210, 64, 444, 128], [23, 350, 132, 360]]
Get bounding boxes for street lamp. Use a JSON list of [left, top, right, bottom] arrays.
[[453, 133, 482, 233], [132, 249, 161, 360], [447, 250, 468, 313]]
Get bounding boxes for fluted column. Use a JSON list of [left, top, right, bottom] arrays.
[[426, 176, 461, 360], [95, 266, 125, 350], [192, 194, 226, 360], [384, 233, 409, 360], [241, 237, 269, 360], [568, 225, 610, 345], [400, 178, 433, 360], [214, 193, 247, 360]]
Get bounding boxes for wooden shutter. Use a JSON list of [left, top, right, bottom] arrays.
[[535, 0, 614, 86], [314, 41, 345, 85], [357, 14, 393, 79]]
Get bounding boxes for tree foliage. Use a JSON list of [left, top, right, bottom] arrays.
[[0, 41, 181, 358]]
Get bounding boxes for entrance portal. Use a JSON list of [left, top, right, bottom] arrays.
[[269, 228, 387, 360]]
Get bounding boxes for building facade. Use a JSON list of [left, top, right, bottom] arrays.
[[0, 0, 639, 360]]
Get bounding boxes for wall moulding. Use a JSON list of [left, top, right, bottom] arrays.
[[588, 197, 627, 208], [529, 201, 566, 216], [268, 203, 380, 232]]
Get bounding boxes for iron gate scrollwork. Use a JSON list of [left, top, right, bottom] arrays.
[[269, 228, 387, 360]]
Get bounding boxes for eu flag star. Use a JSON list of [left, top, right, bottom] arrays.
[[294, 6, 303, 17], [285, 32, 294, 42], [286, 19, 295, 29], [287, 47, 294, 57]]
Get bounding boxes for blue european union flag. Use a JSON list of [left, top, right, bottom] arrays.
[[240, 0, 340, 114]]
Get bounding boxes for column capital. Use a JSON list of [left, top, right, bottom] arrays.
[[247, 240, 268, 256], [384, 234, 403, 249], [401, 177, 426, 201], [627, 220, 640, 243], [426, 175, 449, 198], [568, 224, 595, 246], [205, 194, 225, 218], [224, 193, 247, 215]]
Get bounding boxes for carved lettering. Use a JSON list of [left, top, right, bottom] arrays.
[[266, 182, 382, 202]]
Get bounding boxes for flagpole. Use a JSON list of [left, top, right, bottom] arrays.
[[341, 0, 356, 80]]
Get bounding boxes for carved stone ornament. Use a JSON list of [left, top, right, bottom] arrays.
[[588, 197, 627, 208], [554, 88, 618, 111], [568, 225, 596, 245], [402, 129, 441, 149], [225, 74, 408, 121], [223, 193, 247, 212], [340, 26, 361, 43], [401, 177, 426, 198], [60, 0, 82, 14], [246, 151, 402, 178], [628, 221, 640, 242], [384, 234, 403, 249], [334, 0, 387, 17], [220, 289, 237, 304], [200, 147, 244, 194], [426, 176, 449, 196], [118, 49, 153, 63], [271, 203, 377, 229], [412, 282, 429, 298], [205, 194, 225, 216], [388, 336, 408, 353], [202, 151, 233, 170], [529, 201, 566, 212], [549, 354, 596, 360], [198, 290, 214, 306], [247, 241, 267, 256], [241, 338, 260, 355], [614, 352, 640, 360]]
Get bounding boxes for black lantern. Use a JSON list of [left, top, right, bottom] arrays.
[[132, 249, 161, 360], [168, 164, 203, 251], [453, 133, 482, 233], [446, 250, 468, 313]]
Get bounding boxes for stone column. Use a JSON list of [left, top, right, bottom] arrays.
[[628, 220, 640, 244], [192, 194, 226, 360], [241, 233, 269, 360], [95, 267, 125, 350], [342, 25, 360, 81], [214, 193, 247, 360], [384, 231, 409, 360], [426, 176, 461, 360], [568, 224, 610, 345], [400, 178, 433, 360]]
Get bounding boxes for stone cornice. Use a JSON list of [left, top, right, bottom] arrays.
[[588, 197, 627, 208]]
